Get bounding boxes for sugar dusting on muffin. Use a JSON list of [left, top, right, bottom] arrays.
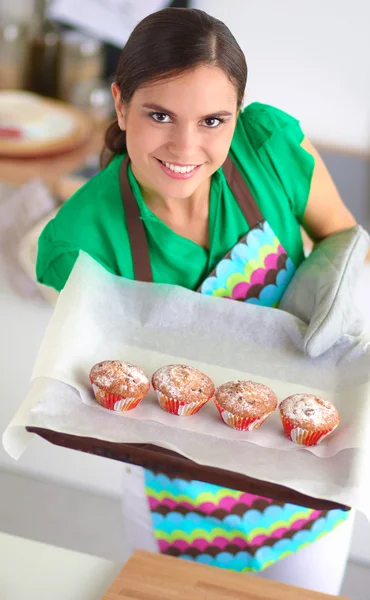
[[90, 360, 150, 398], [279, 393, 340, 446], [152, 364, 214, 403], [152, 364, 215, 416], [279, 393, 339, 430], [215, 380, 277, 418]]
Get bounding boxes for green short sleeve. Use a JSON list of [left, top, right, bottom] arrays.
[[241, 103, 315, 222], [36, 220, 79, 292]]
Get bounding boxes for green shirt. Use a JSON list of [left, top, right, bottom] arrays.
[[36, 103, 314, 292]]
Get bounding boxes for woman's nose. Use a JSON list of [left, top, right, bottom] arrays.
[[167, 124, 198, 159]]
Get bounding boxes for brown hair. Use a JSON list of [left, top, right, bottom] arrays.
[[102, 7, 247, 166]]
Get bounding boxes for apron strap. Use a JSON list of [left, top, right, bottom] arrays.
[[222, 155, 263, 227], [119, 154, 264, 283], [119, 155, 153, 282]]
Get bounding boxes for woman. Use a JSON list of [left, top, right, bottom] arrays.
[[37, 7, 356, 595]]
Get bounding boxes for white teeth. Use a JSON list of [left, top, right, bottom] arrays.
[[163, 161, 196, 174]]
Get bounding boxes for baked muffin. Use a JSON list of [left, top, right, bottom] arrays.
[[89, 360, 150, 411], [152, 364, 215, 416], [279, 393, 340, 446], [214, 380, 278, 431]]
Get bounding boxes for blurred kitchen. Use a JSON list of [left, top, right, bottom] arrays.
[[0, 1, 370, 599]]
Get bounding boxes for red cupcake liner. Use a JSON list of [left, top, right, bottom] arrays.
[[156, 391, 211, 416], [91, 382, 146, 412], [214, 399, 270, 431], [281, 416, 336, 446]]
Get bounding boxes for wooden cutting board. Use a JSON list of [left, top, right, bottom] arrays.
[[101, 550, 348, 600]]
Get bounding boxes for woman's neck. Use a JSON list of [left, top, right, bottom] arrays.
[[143, 177, 210, 216], [141, 177, 212, 249]]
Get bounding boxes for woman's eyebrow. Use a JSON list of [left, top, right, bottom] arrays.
[[142, 103, 233, 119]]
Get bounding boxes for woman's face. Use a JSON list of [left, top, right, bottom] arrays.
[[112, 65, 239, 200]]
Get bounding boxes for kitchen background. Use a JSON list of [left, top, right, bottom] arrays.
[[1, 1, 369, 598]]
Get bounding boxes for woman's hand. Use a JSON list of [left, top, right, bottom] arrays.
[[300, 137, 357, 242]]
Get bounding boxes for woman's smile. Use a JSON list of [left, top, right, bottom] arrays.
[[155, 157, 203, 179]]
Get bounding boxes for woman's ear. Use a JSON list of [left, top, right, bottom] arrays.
[[111, 82, 126, 131]]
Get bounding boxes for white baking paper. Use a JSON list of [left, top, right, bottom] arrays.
[[3, 253, 370, 516]]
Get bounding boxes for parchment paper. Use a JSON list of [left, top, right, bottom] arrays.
[[3, 253, 370, 516]]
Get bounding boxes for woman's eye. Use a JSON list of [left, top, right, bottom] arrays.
[[203, 117, 223, 128], [150, 112, 171, 123]]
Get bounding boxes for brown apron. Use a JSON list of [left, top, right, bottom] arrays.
[[117, 155, 346, 573], [119, 155, 295, 305], [120, 154, 264, 284]]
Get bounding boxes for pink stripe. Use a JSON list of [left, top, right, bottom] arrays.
[[148, 493, 276, 514], [158, 536, 252, 554], [147, 498, 160, 510], [240, 493, 274, 506], [264, 253, 279, 271], [218, 496, 240, 511], [198, 502, 222, 514], [231, 283, 254, 302], [198, 497, 261, 514], [248, 513, 322, 547], [307, 510, 322, 521], [249, 530, 288, 546], [148, 498, 204, 512], [158, 539, 205, 553], [214, 536, 246, 549], [158, 540, 171, 552], [157, 512, 322, 554], [250, 268, 267, 286], [157, 512, 324, 554], [232, 282, 249, 300]]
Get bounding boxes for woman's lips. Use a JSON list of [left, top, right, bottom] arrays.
[[156, 158, 202, 180]]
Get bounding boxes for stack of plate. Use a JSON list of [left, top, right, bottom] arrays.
[[0, 90, 92, 158]]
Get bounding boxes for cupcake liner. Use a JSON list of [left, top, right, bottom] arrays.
[[214, 399, 271, 431], [91, 383, 145, 412], [155, 391, 211, 416], [281, 416, 337, 446]]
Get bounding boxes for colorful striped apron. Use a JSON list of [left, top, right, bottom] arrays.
[[119, 155, 349, 572]]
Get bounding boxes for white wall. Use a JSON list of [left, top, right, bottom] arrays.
[[3, 0, 369, 151], [196, 0, 370, 153]]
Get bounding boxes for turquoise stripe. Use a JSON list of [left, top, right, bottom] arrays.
[[145, 470, 349, 572], [151, 508, 348, 538], [174, 518, 347, 572], [145, 471, 227, 497]]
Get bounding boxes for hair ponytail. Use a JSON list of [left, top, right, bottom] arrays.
[[100, 119, 127, 168]]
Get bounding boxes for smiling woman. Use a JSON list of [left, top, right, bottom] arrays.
[[110, 64, 239, 247], [36, 6, 356, 595], [104, 8, 246, 247]]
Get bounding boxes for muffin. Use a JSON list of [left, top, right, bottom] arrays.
[[152, 364, 215, 416], [279, 393, 340, 446], [89, 360, 150, 411], [214, 380, 278, 431]]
